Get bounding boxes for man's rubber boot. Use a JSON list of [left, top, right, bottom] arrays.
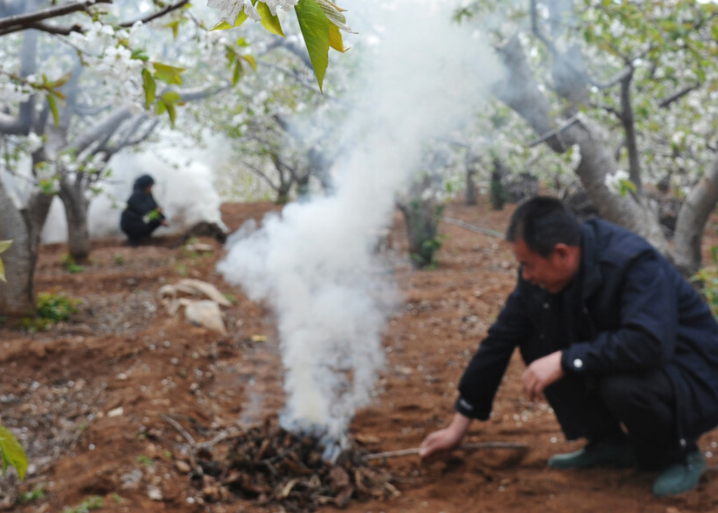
[[652, 449, 705, 497], [548, 439, 635, 470]]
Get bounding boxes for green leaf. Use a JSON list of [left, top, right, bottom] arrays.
[[211, 7, 248, 30], [166, 20, 180, 39], [0, 240, 12, 255], [239, 54, 257, 71], [47, 95, 59, 127], [162, 91, 182, 104], [211, 20, 234, 30], [131, 48, 149, 61], [48, 72, 72, 89], [142, 69, 156, 109], [232, 61, 243, 86], [160, 92, 180, 127], [0, 425, 28, 481], [153, 62, 185, 85], [236, 37, 250, 47], [163, 100, 177, 126], [234, 9, 248, 27], [328, 22, 345, 52], [295, 0, 330, 91], [0, 258, 5, 283], [256, 1, 285, 37]]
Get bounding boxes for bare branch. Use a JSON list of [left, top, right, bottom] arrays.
[[592, 66, 633, 90], [0, 0, 110, 32], [241, 160, 281, 192], [527, 114, 580, 148], [619, 72, 642, 190], [0, 0, 189, 37], [119, 0, 190, 28], [658, 83, 700, 109]]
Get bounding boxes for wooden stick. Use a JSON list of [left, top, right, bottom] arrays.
[[366, 441, 528, 461]]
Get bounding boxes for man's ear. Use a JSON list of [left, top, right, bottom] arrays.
[[553, 243, 571, 260]]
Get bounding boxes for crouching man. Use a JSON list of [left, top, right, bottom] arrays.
[[120, 174, 168, 246], [420, 196, 718, 497]]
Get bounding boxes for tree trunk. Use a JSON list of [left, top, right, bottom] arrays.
[[465, 170, 477, 206], [397, 199, 443, 269], [673, 155, 718, 276], [59, 182, 91, 263], [0, 181, 52, 317]]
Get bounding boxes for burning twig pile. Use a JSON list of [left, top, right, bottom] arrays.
[[190, 421, 398, 511]]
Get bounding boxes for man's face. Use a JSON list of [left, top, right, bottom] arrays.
[[511, 238, 578, 294]]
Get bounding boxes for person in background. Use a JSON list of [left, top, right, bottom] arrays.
[[420, 196, 718, 497], [120, 174, 167, 246]]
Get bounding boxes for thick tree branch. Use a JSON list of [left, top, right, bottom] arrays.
[[0, 0, 110, 32], [0, 0, 189, 37], [72, 107, 133, 156], [492, 36, 566, 153], [673, 153, 718, 276]]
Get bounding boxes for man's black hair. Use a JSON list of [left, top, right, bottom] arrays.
[[506, 196, 582, 257]]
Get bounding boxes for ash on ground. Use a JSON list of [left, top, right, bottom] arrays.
[[190, 420, 398, 511]]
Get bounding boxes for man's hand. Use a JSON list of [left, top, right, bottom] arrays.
[[419, 413, 471, 459], [522, 350, 564, 401]]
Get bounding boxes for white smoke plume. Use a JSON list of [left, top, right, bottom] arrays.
[[41, 133, 229, 244], [217, 0, 503, 452]]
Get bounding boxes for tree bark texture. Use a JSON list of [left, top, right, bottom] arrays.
[[673, 154, 718, 276], [0, 181, 35, 316], [59, 179, 91, 262]]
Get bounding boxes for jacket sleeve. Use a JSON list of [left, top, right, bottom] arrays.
[[561, 251, 677, 375], [455, 277, 532, 420], [126, 192, 150, 216]]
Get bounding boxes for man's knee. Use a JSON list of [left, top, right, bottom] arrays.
[[597, 371, 671, 414], [597, 373, 646, 412]]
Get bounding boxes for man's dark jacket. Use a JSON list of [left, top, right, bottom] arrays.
[[456, 218, 718, 443]]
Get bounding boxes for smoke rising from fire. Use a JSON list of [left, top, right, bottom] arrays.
[[218, 0, 502, 448]]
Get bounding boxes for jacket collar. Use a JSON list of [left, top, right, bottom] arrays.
[[580, 222, 602, 300]]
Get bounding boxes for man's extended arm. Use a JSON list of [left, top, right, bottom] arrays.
[[420, 278, 532, 458]]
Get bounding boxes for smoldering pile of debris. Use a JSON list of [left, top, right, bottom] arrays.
[[188, 422, 398, 511]]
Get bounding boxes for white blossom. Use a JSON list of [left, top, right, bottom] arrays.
[[604, 169, 630, 194], [27, 132, 43, 152]]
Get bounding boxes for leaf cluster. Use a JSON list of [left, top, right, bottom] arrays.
[[21, 291, 81, 332], [212, 0, 350, 91]]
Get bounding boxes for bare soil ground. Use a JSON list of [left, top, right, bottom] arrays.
[[2, 199, 718, 513]]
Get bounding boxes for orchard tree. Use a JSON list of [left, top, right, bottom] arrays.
[[0, 0, 353, 316], [461, 0, 718, 275]]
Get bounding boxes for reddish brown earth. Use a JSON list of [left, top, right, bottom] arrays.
[[1, 199, 718, 513]]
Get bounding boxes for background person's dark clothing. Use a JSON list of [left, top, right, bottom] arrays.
[[455, 218, 718, 462], [120, 176, 165, 245]]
